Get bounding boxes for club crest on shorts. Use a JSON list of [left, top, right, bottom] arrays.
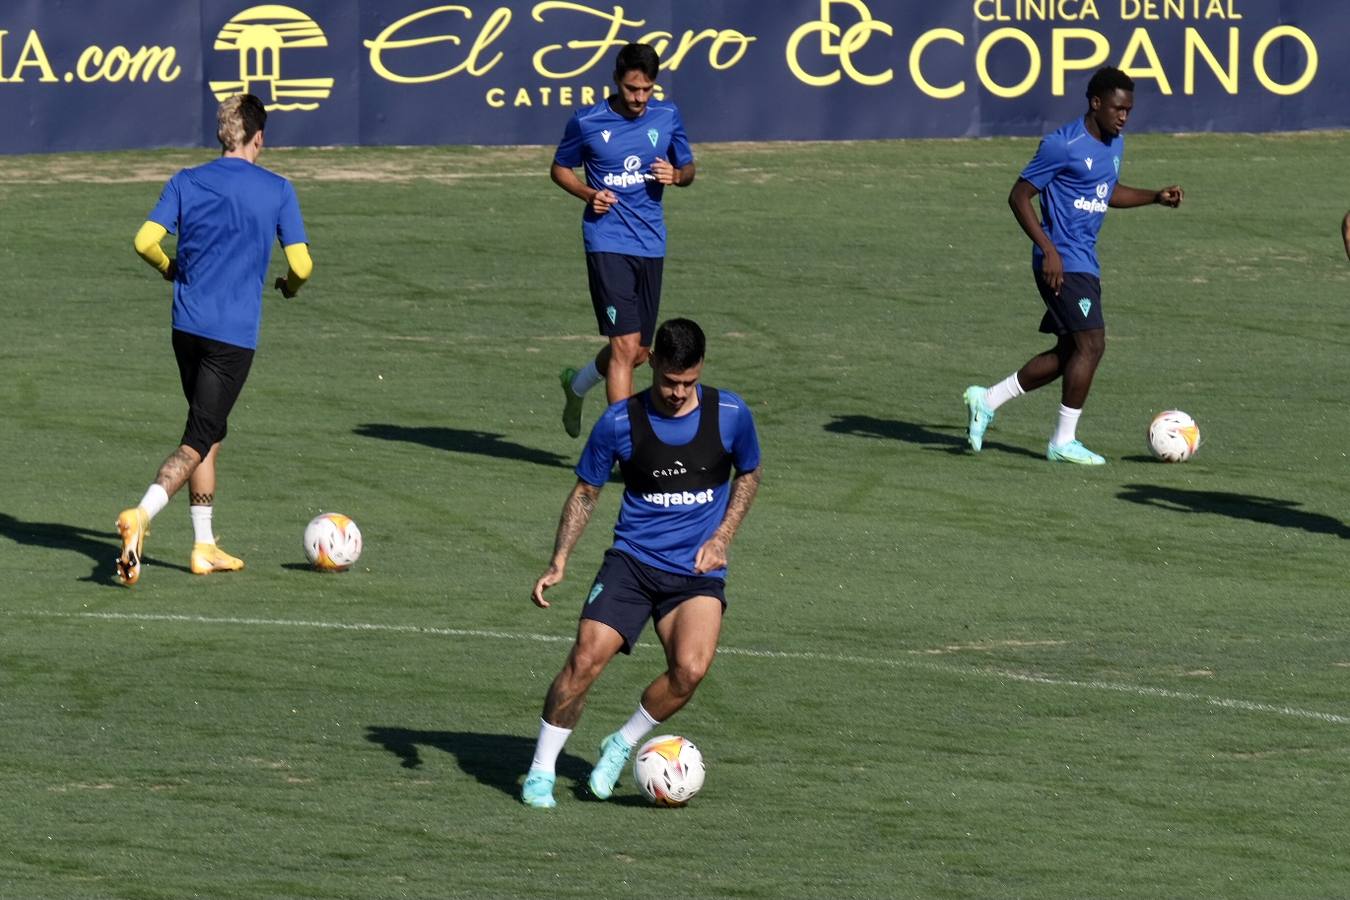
[[648, 129, 659, 147], [587, 582, 604, 604], [606, 305, 617, 324], [1078, 297, 1093, 317]]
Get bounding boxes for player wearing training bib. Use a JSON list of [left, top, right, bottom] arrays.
[[521, 319, 762, 809], [962, 67, 1183, 465], [115, 94, 312, 586], [553, 43, 696, 439]]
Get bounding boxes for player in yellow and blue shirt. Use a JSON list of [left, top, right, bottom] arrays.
[[115, 94, 312, 586], [552, 43, 696, 439], [962, 67, 1184, 465]]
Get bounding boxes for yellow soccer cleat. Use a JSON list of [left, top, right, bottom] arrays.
[[191, 541, 245, 575], [115, 507, 150, 586]]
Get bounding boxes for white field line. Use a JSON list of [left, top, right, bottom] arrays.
[[31, 611, 1350, 726]]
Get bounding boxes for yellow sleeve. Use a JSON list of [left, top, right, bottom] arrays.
[[133, 221, 171, 276], [282, 242, 313, 295]]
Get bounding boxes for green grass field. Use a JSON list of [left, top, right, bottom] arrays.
[[1, 133, 1348, 899]]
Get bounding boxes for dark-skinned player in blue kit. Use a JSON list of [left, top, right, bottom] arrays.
[[521, 319, 762, 809], [963, 67, 1183, 465], [552, 42, 696, 438]]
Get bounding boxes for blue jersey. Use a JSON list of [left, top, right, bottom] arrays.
[[148, 157, 307, 350], [576, 386, 760, 578], [554, 98, 694, 258], [1019, 116, 1124, 277]]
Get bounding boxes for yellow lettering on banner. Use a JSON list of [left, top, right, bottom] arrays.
[[532, 2, 646, 79], [1118, 27, 1172, 94], [8, 29, 57, 83], [581, 85, 597, 103], [76, 45, 181, 83], [976, 27, 1039, 98], [514, 86, 532, 106], [1184, 27, 1237, 93], [786, 0, 894, 88], [909, 28, 965, 99], [974, 0, 1098, 21], [486, 87, 506, 107], [365, 5, 510, 85], [1051, 27, 1109, 94], [1254, 25, 1316, 96], [531, 4, 754, 78], [559, 85, 573, 104], [661, 28, 754, 71], [1122, 0, 1243, 19]]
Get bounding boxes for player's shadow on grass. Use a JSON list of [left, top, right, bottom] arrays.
[[365, 727, 592, 799], [825, 414, 1044, 459], [355, 424, 571, 469], [0, 511, 190, 587], [1117, 484, 1350, 539]]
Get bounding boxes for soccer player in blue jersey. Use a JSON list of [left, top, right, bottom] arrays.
[[115, 94, 312, 585], [552, 43, 696, 438], [521, 318, 762, 809], [963, 67, 1183, 464]]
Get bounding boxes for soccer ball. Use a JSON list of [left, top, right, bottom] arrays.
[[303, 513, 363, 571], [633, 735, 705, 806], [1147, 410, 1201, 462]]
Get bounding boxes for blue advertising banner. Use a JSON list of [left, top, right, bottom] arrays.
[[0, 0, 1338, 153]]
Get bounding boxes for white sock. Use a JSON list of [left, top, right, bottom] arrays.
[[984, 373, 1025, 412], [138, 483, 169, 520], [571, 360, 603, 396], [617, 704, 660, 748], [189, 505, 215, 544], [1051, 404, 1082, 446], [529, 718, 573, 775]]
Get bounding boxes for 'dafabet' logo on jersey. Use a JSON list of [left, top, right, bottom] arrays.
[[209, 5, 334, 111]]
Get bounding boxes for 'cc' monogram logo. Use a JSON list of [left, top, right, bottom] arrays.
[[787, 0, 894, 88]]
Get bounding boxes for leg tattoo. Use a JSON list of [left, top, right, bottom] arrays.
[[155, 446, 202, 496]]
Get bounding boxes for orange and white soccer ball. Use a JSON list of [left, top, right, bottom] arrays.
[[1147, 410, 1201, 462], [633, 734, 706, 806], [303, 512, 363, 571]]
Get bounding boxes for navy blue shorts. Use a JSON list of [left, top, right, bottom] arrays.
[[580, 549, 726, 655], [172, 329, 254, 458], [585, 252, 663, 345], [1035, 269, 1104, 335]]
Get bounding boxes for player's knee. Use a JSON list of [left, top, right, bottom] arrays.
[[564, 646, 611, 685], [631, 346, 650, 368], [1083, 333, 1106, 360], [609, 335, 644, 366], [668, 656, 711, 697]]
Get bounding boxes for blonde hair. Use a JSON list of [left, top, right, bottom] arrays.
[[216, 94, 266, 151]]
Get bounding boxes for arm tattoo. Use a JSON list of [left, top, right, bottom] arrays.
[[713, 467, 762, 544], [551, 481, 602, 562]]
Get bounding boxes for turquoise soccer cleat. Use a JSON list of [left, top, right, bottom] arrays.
[[520, 770, 557, 809], [1047, 439, 1106, 465], [587, 731, 632, 800], [560, 367, 585, 439], [962, 385, 995, 452]]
